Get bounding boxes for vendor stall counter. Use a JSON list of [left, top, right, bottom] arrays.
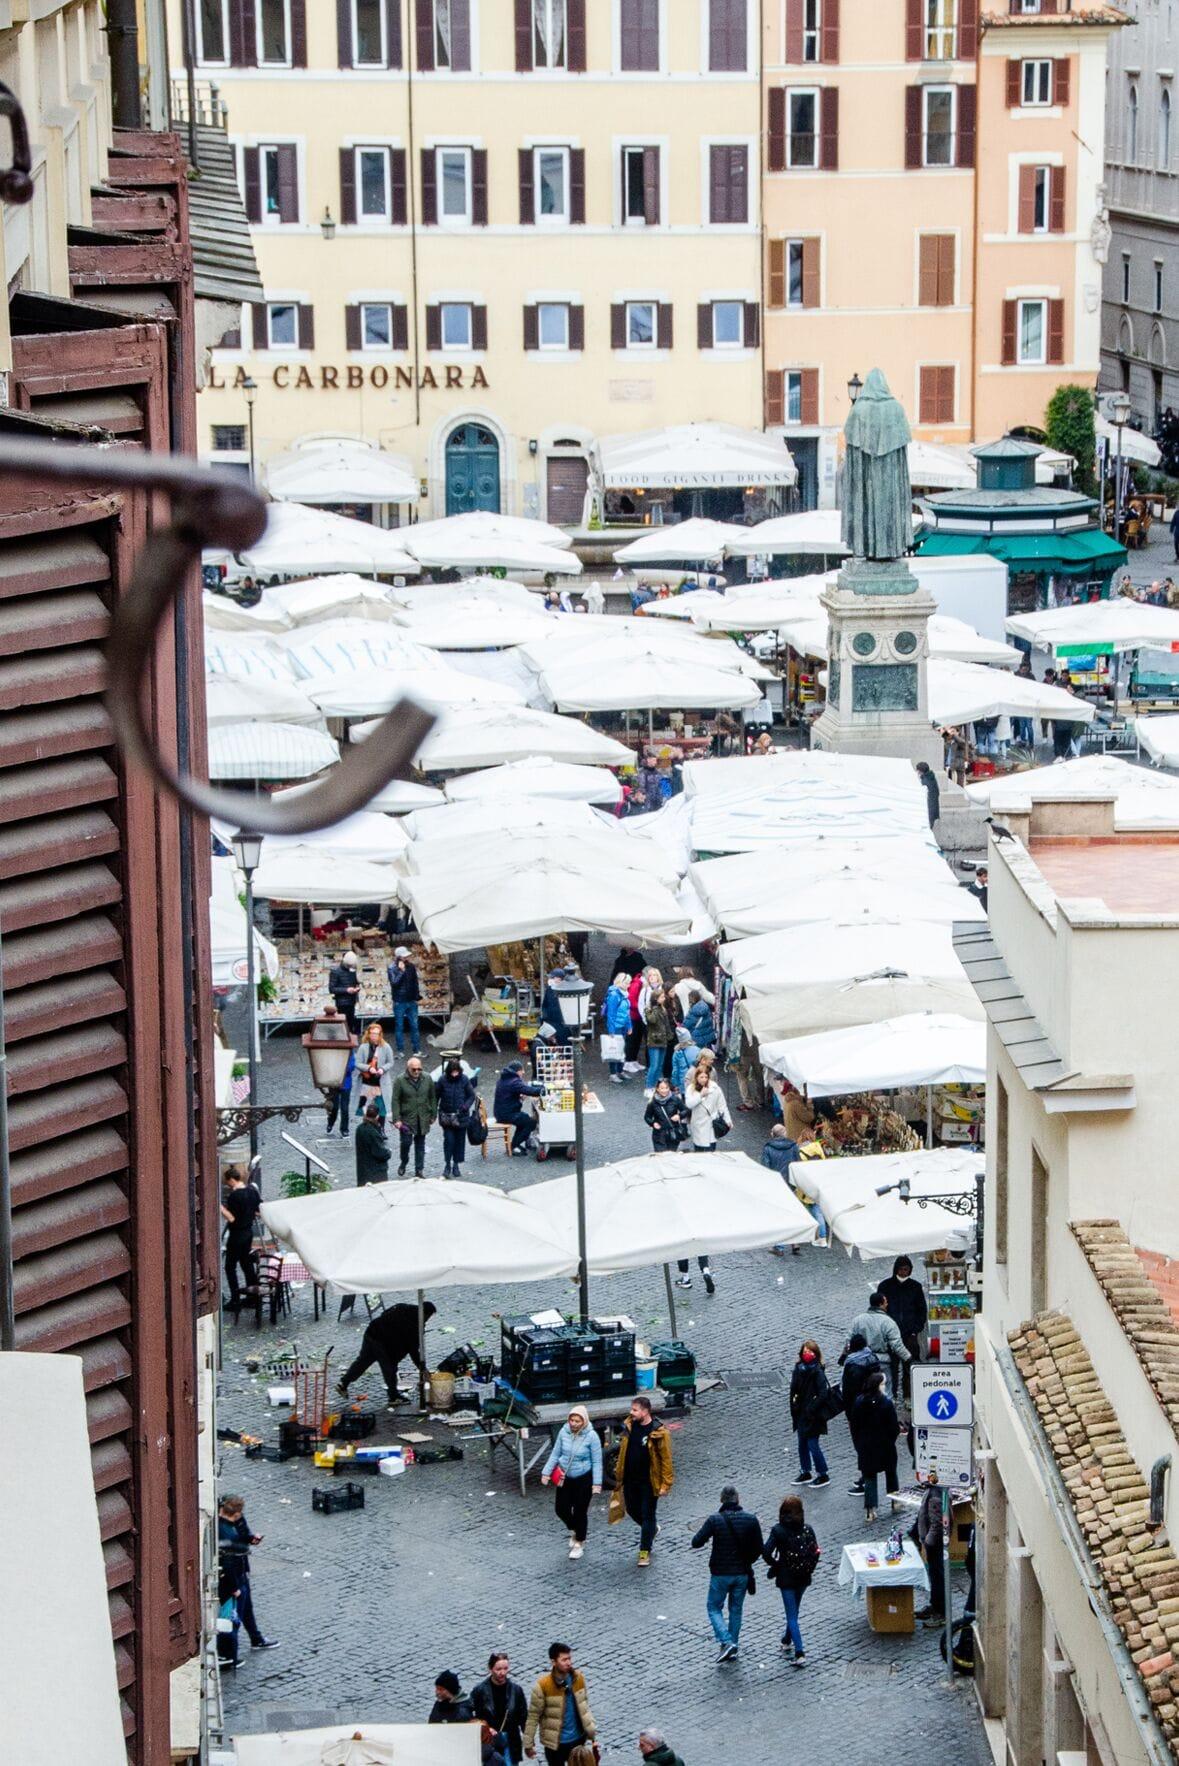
[[262, 936, 451, 1030], [464, 1387, 672, 1497], [838, 1538, 931, 1635]]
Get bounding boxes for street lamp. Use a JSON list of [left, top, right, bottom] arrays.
[[1112, 390, 1132, 544], [848, 372, 863, 406], [231, 830, 264, 1157], [320, 206, 336, 241], [876, 1170, 986, 1275], [242, 375, 257, 482], [302, 1006, 356, 1097]]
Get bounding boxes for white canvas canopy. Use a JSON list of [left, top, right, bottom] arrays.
[[517, 1150, 817, 1274], [250, 847, 401, 905], [1095, 413, 1162, 467], [273, 776, 445, 815], [1006, 599, 1179, 655], [224, 501, 419, 578], [797, 1147, 980, 1258], [597, 423, 797, 490], [540, 654, 761, 713], [278, 620, 442, 676], [761, 1013, 987, 1096], [210, 854, 279, 987], [261, 574, 402, 626], [684, 754, 932, 854], [926, 658, 1095, 727], [262, 810, 408, 865], [613, 518, 743, 565], [204, 632, 298, 683], [411, 705, 631, 771], [390, 575, 539, 611], [405, 512, 580, 575], [206, 721, 340, 781], [442, 756, 622, 806], [388, 595, 554, 650], [402, 814, 682, 889], [609, 792, 694, 876], [701, 873, 983, 937], [907, 440, 976, 491], [1135, 714, 1179, 769], [724, 509, 846, 557], [690, 578, 828, 632], [265, 435, 419, 506], [690, 838, 954, 932], [442, 646, 550, 711], [205, 674, 323, 726], [403, 796, 602, 848], [260, 1179, 577, 1291], [203, 590, 293, 634], [234, 1725, 480, 1766], [967, 753, 1179, 830], [308, 665, 521, 718], [640, 590, 731, 620]]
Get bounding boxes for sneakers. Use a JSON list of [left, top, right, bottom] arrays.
[[702, 1269, 716, 1296], [251, 1638, 280, 1651], [609, 1074, 624, 1085], [623, 1061, 643, 1074], [779, 1637, 794, 1656], [810, 1474, 830, 1489], [793, 1653, 807, 1669], [335, 1378, 350, 1398], [637, 1549, 651, 1567], [921, 1610, 946, 1629], [569, 1542, 583, 1560], [848, 1480, 864, 1495], [397, 1163, 407, 1176], [792, 1471, 813, 1485], [717, 1642, 738, 1663], [676, 1275, 692, 1289]]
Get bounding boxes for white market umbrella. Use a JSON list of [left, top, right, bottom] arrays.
[[761, 1013, 987, 1097], [1095, 413, 1162, 468], [403, 854, 691, 951], [250, 846, 401, 905], [1136, 714, 1179, 769], [390, 575, 539, 612], [614, 519, 742, 565], [684, 749, 929, 798], [1006, 599, 1179, 656], [277, 620, 442, 676], [206, 721, 340, 782], [262, 574, 402, 626], [443, 646, 550, 711], [204, 632, 298, 683], [775, 610, 1019, 668], [390, 595, 557, 649], [273, 776, 446, 815], [927, 658, 1094, 727], [640, 590, 731, 621], [690, 839, 954, 933], [907, 440, 976, 491], [265, 436, 418, 506], [442, 756, 622, 806], [227, 501, 420, 577], [411, 705, 631, 771], [725, 509, 847, 558], [684, 756, 932, 855], [405, 512, 580, 575], [403, 822, 682, 889], [203, 591, 293, 634], [690, 578, 829, 632], [263, 810, 408, 865], [205, 673, 323, 726], [407, 510, 573, 551], [540, 655, 760, 713], [799, 1147, 980, 1259], [308, 666, 521, 718], [234, 1725, 479, 1766], [702, 873, 983, 936], [966, 753, 1179, 831], [403, 795, 601, 846]]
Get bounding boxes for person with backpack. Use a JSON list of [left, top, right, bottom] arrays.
[[644, 1077, 689, 1152], [690, 1483, 765, 1663], [838, 1333, 882, 1494], [789, 1339, 834, 1489], [763, 1493, 821, 1665]]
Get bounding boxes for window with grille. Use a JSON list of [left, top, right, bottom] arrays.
[[924, 0, 956, 62], [212, 423, 247, 450]]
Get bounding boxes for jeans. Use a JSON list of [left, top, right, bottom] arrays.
[[224, 1237, 256, 1306], [1013, 717, 1035, 746], [392, 999, 420, 1053], [624, 1481, 659, 1551], [442, 1122, 467, 1170], [707, 1572, 748, 1648], [863, 1452, 899, 1513], [779, 1585, 805, 1653], [398, 1127, 427, 1174], [236, 1574, 265, 1647], [646, 1046, 668, 1087], [806, 1201, 827, 1243], [798, 1433, 828, 1477], [325, 1088, 349, 1134], [554, 1470, 594, 1543], [624, 1015, 645, 1064]]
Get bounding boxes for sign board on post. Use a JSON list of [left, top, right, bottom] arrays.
[[915, 1425, 973, 1490], [911, 1363, 973, 1429], [936, 1319, 974, 1363]]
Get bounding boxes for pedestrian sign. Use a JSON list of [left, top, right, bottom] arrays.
[[912, 1363, 973, 1429]]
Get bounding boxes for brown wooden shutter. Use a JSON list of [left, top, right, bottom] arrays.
[[801, 236, 820, 308], [919, 366, 936, 423], [345, 304, 362, 349], [569, 149, 586, 224], [730, 145, 748, 222], [515, 0, 532, 70], [339, 147, 357, 224], [421, 148, 437, 224], [919, 234, 938, 305], [472, 304, 488, 349], [569, 305, 585, 349], [1054, 58, 1070, 107], [611, 303, 627, 348], [518, 148, 535, 224], [697, 302, 713, 348], [769, 239, 785, 307], [905, 0, 923, 61], [1006, 59, 1021, 107], [392, 304, 409, 349], [471, 149, 488, 224], [1017, 165, 1036, 234], [709, 144, 726, 223], [416, 0, 435, 70], [657, 303, 674, 348], [768, 87, 787, 171], [1047, 298, 1065, 364], [940, 365, 955, 422], [766, 369, 784, 426], [1041, 0, 1059, 13], [390, 148, 407, 224], [276, 143, 299, 222], [290, 0, 307, 65], [957, 84, 976, 168], [785, 0, 803, 63], [819, 86, 839, 169], [744, 302, 760, 347], [1049, 165, 1066, 233], [709, 0, 747, 73], [337, 0, 352, 65], [957, 0, 978, 62], [426, 303, 442, 349], [523, 304, 539, 350], [643, 146, 660, 224], [800, 368, 819, 424], [1001, 299, 1017, 365], [937, 233, 955, 304], [230, 0, 257, 65], [567, 0, 587, 69], [904, 86, 923, 168], [242, 146, 261, 222], [387, 0, 402, 65], [822, 0, 840, 63], [450, 0, 471, 68], [251, 301, 269, 348], [298, 303, 315, 348]]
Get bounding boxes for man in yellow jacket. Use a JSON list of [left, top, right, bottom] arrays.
[[523, 1641, 597, 1764], [608, 1395, 674, 1566]]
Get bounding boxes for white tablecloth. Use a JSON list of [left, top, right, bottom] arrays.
[[838, 1539, 930, 1599]]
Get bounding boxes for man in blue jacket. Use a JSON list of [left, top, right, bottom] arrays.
[[493, 1061, 544, 1155]]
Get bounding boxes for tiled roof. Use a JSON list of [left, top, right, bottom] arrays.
[[1072, 1221, 1179, 1435], [1008, 1311, 1179, 1755], [981, 6, 1129, 25]]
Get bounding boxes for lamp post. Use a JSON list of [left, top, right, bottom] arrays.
[[242, 375, 257, 482], [848, 371, 863, 407], [1112, 390, 1132, 545], [320, 206, 336, 241], [231, 830, 263, 1156]]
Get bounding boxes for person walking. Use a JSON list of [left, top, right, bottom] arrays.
[[914, 1482, 948, 1628], [670, 1026, 701, 1093], [623, 967, 649, 1073], [429, 1671, 474, 1724], [683, 1052, 731, 1151], [437, 1057, 477, 1177], [690, 1483, 764, 1663], [602, 971, 634, 1084], [494, 1059, 545, 1155], [609, 1395, 674, 1566], [838, 1331, 882, 1493], [875, 1255, 927, 1398], [353, 1021, 395, 1124], [472, 1654, 529, 1764], [541, 1404, 603, 1560], [523, 1643, 597, 1765], [220, 1166, 261, 1310], [848, 1291, 911, 1394], [638, 1732, 685, 1766], [789, 1340, 833, 1489], [849, 1370, 901, 1522], [217, 1494, 279, 1651], [337, 1299, 436, 1405], [388, 944, 422, 1055], [643, 987, 673, 1096], [328, 950, 361, 1033], [644, 1077, 689, 1152], [355, 1103, 392, 1185], [392, 1054, 438, 1176], [762, 1494, 821, 1665]]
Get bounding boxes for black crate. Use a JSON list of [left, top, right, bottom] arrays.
[[518, 1374, 567, 1405], [649, 1340, 696, 1382], [278, 1419, 318, 1458], [598, 1363, 636, 1393], [567, 1352, 605, 1379], [501, 1327, 566, 1383], [592, 1322, 637, 1362], [328, 1409, 378, 1441], [312, 1482, 366, 1514], [555, 1324, 604, 1363], [567, 1371, 606, 1400]]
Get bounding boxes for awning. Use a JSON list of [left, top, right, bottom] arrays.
[[917, 529, 1126, 577], [206, 720, 340, 781], [927, 658, 1095, 727], [266, 435, 419, 505], [760, 1013, 987, 1097], [1096, 413, 1162, 467], [597, 423, 797, 489], [221, 502, 420, 578], [1006, 598, 1179, 655], [797, 1147, 980, 1259], [250, 847, 401, 905]]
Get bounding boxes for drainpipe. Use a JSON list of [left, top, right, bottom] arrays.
[[406, 20, 422, 443], [107, 0, 143, 131], [969, 16, 983, 440]]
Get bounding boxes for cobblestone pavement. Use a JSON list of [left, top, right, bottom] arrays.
[[218, 941, 990, 1764]]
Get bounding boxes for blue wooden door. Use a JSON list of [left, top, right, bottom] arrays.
[[445, 423, 500, 515]]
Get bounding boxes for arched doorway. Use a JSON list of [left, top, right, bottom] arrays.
[[445, 422, 500, 515]]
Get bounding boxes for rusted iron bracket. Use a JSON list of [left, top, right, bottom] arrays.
[[0, 83, 33, 205]]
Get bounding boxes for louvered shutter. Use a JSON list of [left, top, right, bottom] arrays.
[[242, 146, 261, 222], [1054, 58, 1070, 106], [298, 304, 315, 349], [1001, 300, 1017, 366], [904, 87, 923, 168], [416, 0, 434, 70], [957, 0, 978, 62], [611, 304, 627, 348], [1047, 299, 1065, 364], [392, 305, 409, 349], [919, 234, 938, 305], [657, 303, 674, 348], [956, 84, 976, 168], [471, 150, 489, 225], [905, 0, 922, 61], [801, 237, 820, 308], [800, 368, 819, 425], [709, 0, 747, 73], [421, 148, 437, 225], [390, 149, 407, 225], [386, 0, 402, 65], [1049, 165, 1066, 233], [290, 0, 307, 65], [569, 150, 586, 224], [450, 0, 471, 68], [785, 0, 803, 64], [276, 143, 299, 222], [822, 0, 840, 63], [337, 0, 352, 66], [819, 86, 839, 169], [744, 302, 760, 347], [345, 304, 362, 349], [938, 234, 955, 304], [769, 239, 785, 307], [768, 88, 787, 171], [643, 147, 660, 225], [523, 304, 539, 349], [1006, 60, 1022, 107], [567, 0, 587, 69], [919, 366, 937, 423], [515, 0, 532, 70], [251, 301, 269, 348], [765, 370, 784, 426], [472, 305, 488, 350], [229, 0, 257, 65], [340, 148, 357, 224], [425, 304, 442, 349], [569, 305, 585, 350], [698, 303, 713, 349], [519, 149, 535, 224], [1017, 166, 1036, 234]]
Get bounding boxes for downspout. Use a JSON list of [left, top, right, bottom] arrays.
[[107, 0, 143, 131], [758, 1, 767, 447], [406, 15, 422, 443], [969, 15, 983, 440]]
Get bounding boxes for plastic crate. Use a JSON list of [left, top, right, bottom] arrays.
[[311, 1482, 366, 1515], [649, 1340, 696, 1382], [328, 1409, 378, 1441], [278, 1419, 318, 1458]]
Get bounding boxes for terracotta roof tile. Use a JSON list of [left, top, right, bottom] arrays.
[[1072, 1221, 1179, 1434]]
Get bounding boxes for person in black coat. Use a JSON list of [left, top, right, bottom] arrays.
[[328, 952, 361, 1033], [355, 1105, 392, 1186], [437, 1059, 477, 1177], [875, 1255, 927, 1398], [763, 1493, 821, 1663], [493, 1061, 544, 1155], [691, 1484, 765, 1661], [849, 1370, 901, 1522], [915, 761, 940, 831], [471, 1653, 529, 1764], [644, 1078, 689, 1151], [428, 1670, 473, 1724], [337, 1300, 436, 1405], [789, 1340, 832, 1487]]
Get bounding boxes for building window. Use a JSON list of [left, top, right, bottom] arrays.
[[1030, 165, 1049, 232], [437, 147, 472, 225], [626, 300, 657, 347], [212, 423, 247, 451], [924, 0, 956, 62], [919, 363, 955, 424], [1018, 297, 1046, 365], [197, 0, 229, 63], [360, 302, 393, 348], [1016, 0, 1041, 11], [621, 145, 659, 225], [1161, 88, 1172, 168], [923, 86, 955, 166], [267, 301, 299, 349], [256, 0, 290, 65], [1122, 252, 1131, 303], [534, 0, 568, 66], [441, 302, 473, 349], [1156, 261, 1164, 314], [785, 371, 804, 422], [261, 144, 299, 222], [787, 89, 818, 167], [433, 0, 471, 70], [1128, 83, 1139, 158], [711, 301, 744, 347], [1022, 59, 1053, 106], [619, 0, 660, 71], [802, 0, 820, 62], [535, 147, 570, 222], [538, 301, 570, 348], [708, 0, 747, 73], [708, 144, 749, 224], [357, 148, 390, 220], [352, 0, 386, 65], [918, 233, 955, 306]]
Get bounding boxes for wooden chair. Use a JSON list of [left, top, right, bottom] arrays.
[[253, 1251, 292, 1329]]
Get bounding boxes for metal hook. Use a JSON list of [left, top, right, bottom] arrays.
[[0, 436, 434, 834], [0, 82, 34, 205]]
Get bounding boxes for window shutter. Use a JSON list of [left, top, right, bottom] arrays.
[[569, 305, 585, 349], [230, 0, 257, 66], [697, 302, 713, 349], [416, 0, 435, 70], [657, 303, 674, 348], [819, 86, 839, 169], [919, 366, 936, 424], [471, 149, 489, 225], [768, 87, 787, 172], [642, 0, 660, 70], [515, 0, 532, 70], [904, 86, 923, 169], [420, 148, 437, 224], [386, 0, 402, 66], [1006, 60, 1021, 108], [390, 148, 407, 224], [472, 305, 488, 350], [918, 234, 938, 305], [822, 0, 840, 64], [768, 238, 785, 307], [277, 144, 299, 222], [801, 236, 820, 308], [957, 0, 978, 62], [1054, 58, 1070, 107], [940, 366, 955, 423], [1017, 165, 1035, 234], [709, 144, 726, 223], [290, 0, 307, 66], [730, 145, 749, 222], [905, 0, 923, 61], [570, 150, 586, 224], [937, 233, 955, 304], [451, 0, 471, 69], [785, 0, 803, 64], [1047, 298, 1065, 365], [1049, 165, 1066, 233], [801, 368, 819, 425], [567, 0, 587, 69], [426, 304, 442, 349], [339, 148, 357, 224], [251, 302, 269, 348], [337, 0, 352, 66], [611, 303, 627, 348], [298, 304, 315, 349], [518, 148, 535, 224], [523, 304, 539, 350], [1001, 299, 1017, 366], [766, 370, 784, 427], [710, 0, 747, 73], [392, 304, 409, 349], [1042, 0, 1059, 12], [744, 302, 760, 347], [345, 305, 362, 349], [643, 147, 660, 225], [242, 146, 261, 223], [956, 84, 976, 168]]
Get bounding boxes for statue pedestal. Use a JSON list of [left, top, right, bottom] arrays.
[[811, 559, 942, 768]]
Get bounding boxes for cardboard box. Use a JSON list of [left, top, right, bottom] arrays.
[[866, 1584, 915, 1634]]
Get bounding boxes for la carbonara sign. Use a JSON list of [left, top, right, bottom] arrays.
[[209, 364, 489, 391]]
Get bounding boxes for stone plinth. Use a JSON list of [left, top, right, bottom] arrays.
[[811, 557, 942, 767]]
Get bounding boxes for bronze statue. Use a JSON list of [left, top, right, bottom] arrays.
[[841, 368, 913, 563]]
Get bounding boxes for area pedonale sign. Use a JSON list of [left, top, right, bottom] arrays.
[[208, 363, 490, 392]]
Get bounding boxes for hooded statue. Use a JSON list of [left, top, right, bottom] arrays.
[[841, 368, 914, 564]]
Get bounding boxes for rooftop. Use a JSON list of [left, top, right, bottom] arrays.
[[982, 5, 1129, 25], [1072, 1221, 1179, 1433], [1028, 835, 1179, 917]]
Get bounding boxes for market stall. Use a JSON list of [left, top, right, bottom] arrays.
[[795, 1146, 980, 1259], [965, 753, 1179, 830], [442, 757, 623, 807], [255, 573, 402, 627], [689, 838, 959, 935], [838, 1539, 931, 1636], [760, 1014, 986, 1097], [216, 500, 420, 580], [408, 705, 632, 771], [207, 721, 340, 782]]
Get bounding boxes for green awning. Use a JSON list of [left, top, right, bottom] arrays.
[[916, 529, 1126, 577]]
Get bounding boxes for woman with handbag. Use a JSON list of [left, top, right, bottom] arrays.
[[601, 972, 633, 1085], [541, 1405, 603, 1561], [763, 1494, 821, 1665], [683, 1052, 731, 1151], [437, 1058, 477, 1178], [789, 1339, 833, 1489], [644, 1077, 689, 1152], [352, 1021, 394, 1124]]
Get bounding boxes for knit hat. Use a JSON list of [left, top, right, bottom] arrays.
[[434, 1671, 461, 1697], [675, 1026, 693, 1044], [395, 945, 410, 958]]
